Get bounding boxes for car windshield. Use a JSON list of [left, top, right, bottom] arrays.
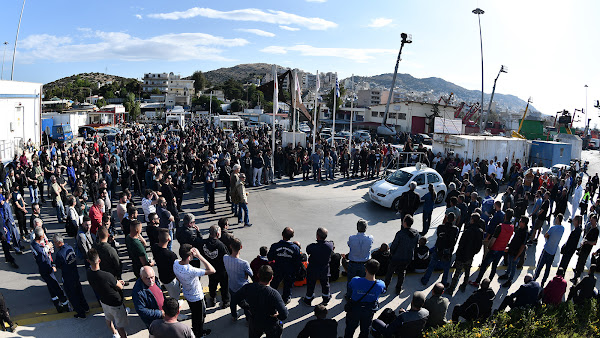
[[63, 125, 72, 133], [385, 170, 413, 186]]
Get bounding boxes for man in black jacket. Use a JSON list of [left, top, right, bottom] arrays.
[[448, 213, 483, 294], [452, 278, 495, 322], [234, 265, 288, 338], [268, 227, 301, 304], [559, 215, 582, 271], [499, 216, 529, 288], [301, 228, 334, 306], [176, 213, 203, 250], [397, 182, 420, 219], [421, 213, 459, 287], [297, 304, 337, 338], [384, 215, 420, 294], [202, 225, 230, 308]]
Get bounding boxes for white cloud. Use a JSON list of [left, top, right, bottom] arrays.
[[260, 46, 288, 54], [367, 18, 393, 28], [279, 25, 300, 31], [148, 7, 337, 30], [306, 0, 327, 2], [236, 28, 275, 37], [135, 14, 143, 19], [18, 31, 248, 63], [260, 44, 396, 63]]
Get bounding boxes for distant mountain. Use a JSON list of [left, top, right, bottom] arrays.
[[44, 72, 138, 90], [192, 63, 531, 113], [192, 63, 275, 86], [348, 73, 533, 113]]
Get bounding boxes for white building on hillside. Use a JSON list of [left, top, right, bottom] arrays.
[[0, 80, 43, 161]]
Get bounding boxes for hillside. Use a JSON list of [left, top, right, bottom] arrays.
[[348, 73, 533, 113], [195, 63, 276, 85], [192, 63, 531, 112], [44, 72, 138, 89]]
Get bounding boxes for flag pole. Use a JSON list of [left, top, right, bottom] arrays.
[[349, 74, 354, 151], [331, 72, 337, 147], [292, 69, 297, 148], [312, 70, 319, 154], [272, 65, 278, 170]]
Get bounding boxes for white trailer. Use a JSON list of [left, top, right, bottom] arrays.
[[433, 134, 530, 164]]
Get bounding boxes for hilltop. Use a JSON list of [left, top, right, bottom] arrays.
[[44, 72, 138, 90]]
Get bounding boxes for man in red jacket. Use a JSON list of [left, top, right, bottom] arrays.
[[542, 267, 567, 305], [89, 199, 104, 236]]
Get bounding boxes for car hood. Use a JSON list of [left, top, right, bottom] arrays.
[[371, 179, 404, 193]]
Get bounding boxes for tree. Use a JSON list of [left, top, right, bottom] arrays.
[[191, 71, 208, 92], [96, 99, 107, 108], [223, 78, 244, 100], [246, 85, 265, 108], [151, 87, 161, 95], [193, 95, 223, 114], [325, 84, 346, 112], [130, 101, 141, 121], [124, 93, 135, 114], [231, 100, 246, 112]]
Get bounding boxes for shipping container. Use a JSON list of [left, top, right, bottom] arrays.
[[432, 134, 530, 164], [529, 140, 571, 168], [554, 134, 582, 160]]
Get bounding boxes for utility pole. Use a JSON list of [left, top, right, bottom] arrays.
[[1, 42, 8, 80], [473, 7, 485, 131]]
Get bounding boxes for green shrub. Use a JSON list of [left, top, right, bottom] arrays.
[[424, 299, 600, 338]]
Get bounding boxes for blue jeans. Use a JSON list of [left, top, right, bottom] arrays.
[[238, 203, 249, 225], [344, 303, 375, 338], [346, 261, 366, 290], [476, 250, 504, 282], [55, 200, 65, 223], [168, 229, 173, 251], [506, 254, 519, 281], [186, 172, 194, 190], [312, 164, 321, 180], [29, 186, 39, 204], [534, 250, 555, 283], [422, 251, 451, 285], [231, 202, 238, 215]]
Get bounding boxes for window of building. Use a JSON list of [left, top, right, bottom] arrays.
[[371, 111, 378, 117], [379, 112, 385, 117], [389, 113, 396, 119], [398, 113, 407, 120]]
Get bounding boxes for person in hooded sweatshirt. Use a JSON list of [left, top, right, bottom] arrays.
[[384, 215, 420, 294], [201, 225, 230, 308]]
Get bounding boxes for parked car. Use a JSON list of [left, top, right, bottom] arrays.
[[369, 164, 447, 209], [96, 127, 121, 135], [551, 164, 570, 176], [78, 126, 96, 138], [326, 136, 348, 145], [336, 130, 352, 138], [417, 133, 432, 145], [353, 130, 371, 142], [528, 166, 552, 176], [298, 122, 311, 133]]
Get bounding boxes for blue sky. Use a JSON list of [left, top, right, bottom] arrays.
[[1, 0, 599, 126]]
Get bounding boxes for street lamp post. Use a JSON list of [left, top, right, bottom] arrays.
[[473, 7, 485, 131], [485, 65, 507, 127], [1, 42, 8, 80]]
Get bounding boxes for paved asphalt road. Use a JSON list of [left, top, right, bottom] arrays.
[[1, 150, 598, 337]]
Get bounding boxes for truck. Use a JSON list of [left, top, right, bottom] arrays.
[[41, 118, 74, 144]]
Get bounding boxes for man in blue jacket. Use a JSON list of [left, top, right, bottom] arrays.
[[54, 234, 89, 318], [132, 266, 165, 328], [31, 227, 69, 313], [268, 227, 301, 304]]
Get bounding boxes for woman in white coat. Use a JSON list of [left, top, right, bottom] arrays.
[[571, 178, 583, 221]]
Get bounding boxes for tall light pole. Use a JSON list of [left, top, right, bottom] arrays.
[[473, 7, 485, 130], [1, 42, 8, 80], [485, 65, 507, 127], [11, 0, 27, 80]]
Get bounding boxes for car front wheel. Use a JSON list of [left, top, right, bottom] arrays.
[[392, 197, 401, 210]]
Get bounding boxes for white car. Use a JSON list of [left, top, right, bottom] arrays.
[[528, 166, 551, 176], [369, 165, 447, 209], [299, 123, 311, 133], [551, 164, 570, 176]]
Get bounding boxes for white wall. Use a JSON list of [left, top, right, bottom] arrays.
[[0, 80, 42, 161]]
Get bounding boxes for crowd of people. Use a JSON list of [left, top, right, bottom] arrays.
[[0, 119, 597, 338]]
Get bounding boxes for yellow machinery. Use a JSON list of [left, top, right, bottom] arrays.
[[511, 97, 532, 139]]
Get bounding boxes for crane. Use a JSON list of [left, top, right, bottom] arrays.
[[511, 97, 532, 139], [453, 102, 465, 118]]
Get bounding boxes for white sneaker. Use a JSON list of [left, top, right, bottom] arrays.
[[125, 307, 130, 314], [112, 334, 119, 338], [114, 240, 120, 247]]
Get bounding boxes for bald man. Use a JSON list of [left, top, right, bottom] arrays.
[[132, 266, 165, 328]]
